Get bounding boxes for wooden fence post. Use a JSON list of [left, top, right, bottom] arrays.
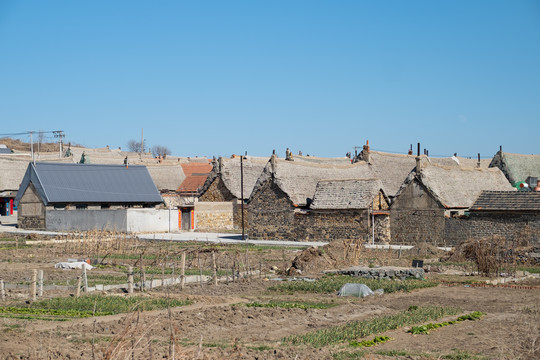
[[76, 276, 81, 298], [180, 252, 186, 290], [198, 253, 203, 288], [38, 270, 44, 297], [0, 280, 5, 300], [127, 266, 134, 294], [212, 250, 218, 286], [82, 266, 88, 292], [31, 269, 37, 301]]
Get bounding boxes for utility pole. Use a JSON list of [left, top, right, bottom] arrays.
[[240, 154, 245, 241], [53, 130, 65, 158], [141, 128, 144, 154], [29, 131, 34, 164]]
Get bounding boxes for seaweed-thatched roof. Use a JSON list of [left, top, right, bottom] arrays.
[[489, 151, 540, 185], [201, 156, 269, 200], [414, 164, 514, 209], [146, 165, 186, 192], [471, 191, 540, 211], [310, 178, 385, 210], [359, 151, 491, 200], [251, 157, 375, 207]]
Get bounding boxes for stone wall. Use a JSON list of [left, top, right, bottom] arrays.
[[232, 201, 248, 230], [194, 202, 234, 231], [248, 180, 296, 240], [17, 183, 46, 230], [444, 212, 540, 246], [199, 178, 234, 202], [390, 209, 445, 245]]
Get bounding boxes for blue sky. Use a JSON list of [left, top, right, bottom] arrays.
[[1, 1, 539, 159]]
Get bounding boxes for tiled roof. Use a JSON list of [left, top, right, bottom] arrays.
[[177, 163, 213, 194], [471, 191, 540, 211]]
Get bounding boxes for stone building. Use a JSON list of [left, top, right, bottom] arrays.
[[390, 159, 514, 246], [197, 155, 268, 231], [308, 178, 390, 243], [248, 156, 376, 241], [14, 162, 171, 232], [462, 191, 540, 245]]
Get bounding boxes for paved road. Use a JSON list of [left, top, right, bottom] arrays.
[[0, 219, 328, 248]]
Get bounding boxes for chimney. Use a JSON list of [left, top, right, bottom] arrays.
[[408, 144, 413, 156], [362, 140, 371, 163], [415, 142, 421, 174], [270, 153, 277, 174], [477, 153, 481, 168], [218, 157, 223, 173]]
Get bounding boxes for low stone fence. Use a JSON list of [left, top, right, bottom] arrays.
[[324, 266, 425, 280]]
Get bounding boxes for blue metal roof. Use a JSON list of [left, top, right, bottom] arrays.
[[15, 163, 163, 205]]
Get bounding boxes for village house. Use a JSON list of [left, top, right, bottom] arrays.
[[146, 165, 186, 208], [248, 155, 376, 241], [390, 157, 514, 246], [0, 158, 28, 217], [197, 155, 268, 231], [309, 178, 390, 242], [175, 161, 213, 230], [355, 141, 491, 203], [489, 149, 540, 189], [14, 162, 175, 232], [466, 191, 540, 245]]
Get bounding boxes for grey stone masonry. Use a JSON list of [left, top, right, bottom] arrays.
[[325, 266, 425, 280]]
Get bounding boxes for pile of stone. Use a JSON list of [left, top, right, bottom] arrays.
[[325, 266, 425, 280]]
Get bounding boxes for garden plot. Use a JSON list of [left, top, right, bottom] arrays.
[[0, 232, 539, 359]]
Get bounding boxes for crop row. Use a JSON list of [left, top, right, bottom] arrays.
[[282, 306, 461, 347]]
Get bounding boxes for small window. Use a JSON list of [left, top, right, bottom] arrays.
[[101, 204, 110, 209], [76, 204, 88, 210]]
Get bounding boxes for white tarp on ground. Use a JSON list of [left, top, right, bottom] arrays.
[[337, 283, 384, 298], [54, 262, 93, 270]]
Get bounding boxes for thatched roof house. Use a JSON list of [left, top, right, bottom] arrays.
[[146, 165, 186, 193], [250, 156, 375, 207], [489, 150, 540, 185], [390, 162, 514, 246], [355, 145, 491, 201], [310, 178, 388, 210], [248, 157, 379, 241], [199, 156, 269, 202], [407, 165, 515, 210]]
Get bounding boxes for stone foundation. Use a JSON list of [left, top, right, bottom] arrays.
[[325, 266, 425, 280]]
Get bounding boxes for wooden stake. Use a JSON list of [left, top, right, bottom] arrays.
[[31, 269, 37, 301], [127, 266, 134, 294], [180, 252, 186, 290], [76, 276, 82, 298], [0, 279, 5, 300], [38, 270, 43, 297], [198, 253, 203, 288], [212, 250, 218, 286], [83, 266, 88, 292]]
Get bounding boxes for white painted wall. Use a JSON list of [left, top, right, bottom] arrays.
[[46, 208, 178, 233]]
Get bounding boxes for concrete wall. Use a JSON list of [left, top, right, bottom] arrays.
[[46, 208, 179, 233], [194, 201, 234, 231]]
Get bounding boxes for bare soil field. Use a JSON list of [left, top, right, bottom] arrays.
[[0, 233, 538, 360]]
